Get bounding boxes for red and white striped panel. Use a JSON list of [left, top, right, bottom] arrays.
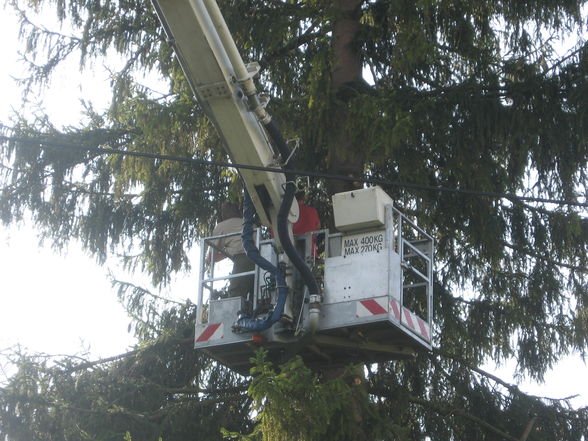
[[389, 298, 402, 321], [401, 307, 430, 342], [356, 297, 431, 342], [356, 297, 388, 317], [195, 323, 224, 343]]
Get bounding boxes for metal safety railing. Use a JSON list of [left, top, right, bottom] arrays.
[[196, 228, 275, 325], [196, 228, 265, 327], [391, 207, 434, 342]]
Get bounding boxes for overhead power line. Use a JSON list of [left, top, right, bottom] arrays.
[[0, 134, 586, 208]]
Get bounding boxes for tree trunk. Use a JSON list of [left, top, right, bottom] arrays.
[[323, 2, 369, 440], [326, 0, 366, 196]]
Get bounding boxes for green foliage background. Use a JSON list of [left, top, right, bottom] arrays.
[[0, 0, 587, 439]]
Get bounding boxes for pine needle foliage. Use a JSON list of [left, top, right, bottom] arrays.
[[227, 351, 358, 441], [0, 291, 252, 441], [1, 0, 588, 439]]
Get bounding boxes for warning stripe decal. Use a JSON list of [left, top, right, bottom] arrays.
[[390, 298, 401, 320], [401, 306, 431, 342], [417, 317, 430, 340], [357, 298, 388, 317], [195, 323, 223, 342], [403, 308, 415, 329], [362, 299, 387, 315], [356, 298, 431, 343]]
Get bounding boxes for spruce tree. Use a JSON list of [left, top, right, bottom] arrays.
[[1, 0, 587, 440]]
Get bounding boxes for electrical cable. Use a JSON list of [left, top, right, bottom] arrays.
[[0, 134, 586, 208]]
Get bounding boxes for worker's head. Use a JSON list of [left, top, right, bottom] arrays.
[[220, 202, 241, 220], [295, 190, 305, 201]]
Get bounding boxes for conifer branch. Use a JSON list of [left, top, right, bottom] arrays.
[[10, 1, 82, 43], [546, 44, 586, 73], [408, 395, 521, 441], [112, 279, 187, 307], [260, 27, 323, 69], [63, 337, 193, 373], [433, 349, 581, 403], [369, 386, 520, 441], [145, 393, 249, 420], [503, 241, 587, 273], [506, 201, 571, 217], [433, 348, 519, 392], [64, 349, 139, 372], [157, 385, 248, 395]]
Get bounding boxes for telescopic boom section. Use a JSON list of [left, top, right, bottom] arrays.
[[151, 0, 293, 227]]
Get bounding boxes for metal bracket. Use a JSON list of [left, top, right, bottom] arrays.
[[196, 82, 232, 100], [258, 93, 270, 108], [309, 294, 322, 304], [283, 138, 300, 166], [245, 62, 261, 79], [281, 180, 297, 192]]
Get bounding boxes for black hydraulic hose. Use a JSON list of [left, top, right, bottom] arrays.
[[264, 120, 320, 296], [264, 120, 292, 167], [276, 179, 320, 295]]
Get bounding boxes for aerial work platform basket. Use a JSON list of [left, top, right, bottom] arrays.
[[149, 0, 434, 375], [195, 187, 434, 375]]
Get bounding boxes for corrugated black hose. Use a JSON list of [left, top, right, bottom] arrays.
[[264, 120, 320, 296]]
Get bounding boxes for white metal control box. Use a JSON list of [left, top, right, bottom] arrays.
[[332, 186, 394, 232]]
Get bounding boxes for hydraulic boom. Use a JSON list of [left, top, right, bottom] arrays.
[[152, 0, 296, 229]]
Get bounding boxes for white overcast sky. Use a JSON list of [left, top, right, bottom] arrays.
[[0, 4, 586, 407], [0, 6, 197, 364]]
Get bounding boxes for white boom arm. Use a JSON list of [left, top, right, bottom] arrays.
[[151, 0, 296, 227]]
